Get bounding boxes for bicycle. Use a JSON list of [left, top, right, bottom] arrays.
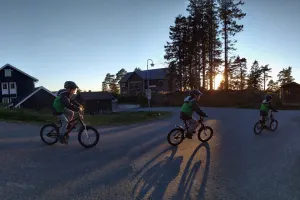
[[253, 110, 279, 135], [167, 116, 213, 146], [40, 108, 100, 148]]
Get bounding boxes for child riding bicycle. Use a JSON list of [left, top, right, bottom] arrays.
[[53, 81, 83, 144], [259, 94, 278, 126], [180, 89, 208, 139]]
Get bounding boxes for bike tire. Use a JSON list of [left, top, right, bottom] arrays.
[[40, 124, 59, 145], [167, 128, 184, 146], [198, 126, 213, 142], [78, 126, 100, 148], [269, 120, 278, 131], [253, 122, 263, 135]]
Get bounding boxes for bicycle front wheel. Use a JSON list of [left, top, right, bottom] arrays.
[[254, 122, 263, 135], [78, 126, 100, 148]]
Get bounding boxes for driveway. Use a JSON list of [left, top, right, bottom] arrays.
[[1, 107, 300, 200]]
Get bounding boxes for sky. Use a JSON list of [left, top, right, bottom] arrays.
[[0, 0, 299, 91]]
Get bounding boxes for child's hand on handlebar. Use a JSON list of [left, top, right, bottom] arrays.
[[79, 105, 84, 112]]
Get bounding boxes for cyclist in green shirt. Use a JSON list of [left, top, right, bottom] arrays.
[[53, 81, 82, 144], [259, 94, 277, 125], [180, 89, 208, 139]]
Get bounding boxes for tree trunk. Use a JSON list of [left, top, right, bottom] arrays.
[[202, 46, 206, 90], [224, 26, 229, 90]]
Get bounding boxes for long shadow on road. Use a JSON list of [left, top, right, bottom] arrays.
[[132, 146, 182, 200], [172, 142, 211, 200]]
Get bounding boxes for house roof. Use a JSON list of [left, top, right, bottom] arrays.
[[14, 86, 56, 108], [119, 68, 168, 83], [79, 91, 115, 100], [0, 63, 39, 82], [281, 82, 300, 88]]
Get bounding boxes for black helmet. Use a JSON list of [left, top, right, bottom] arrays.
[[190, 89, 203, 97], [265, 94, 272, 101], [64, 81, 78, 89]]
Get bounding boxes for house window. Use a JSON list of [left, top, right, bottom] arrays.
[[121, 83, 126, 88], [10, 82, 16, 89], [2, 97, 10, 104], [2, 83, 8, 90], [158, 80, 164, 86], [4, 69, 12, 77]]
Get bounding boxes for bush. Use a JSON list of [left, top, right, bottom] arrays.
[[114, 90, 300, 109], [117, 94, 148, 106]]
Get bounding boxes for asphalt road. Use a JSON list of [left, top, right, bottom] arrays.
[[1, 107, 300, 200]]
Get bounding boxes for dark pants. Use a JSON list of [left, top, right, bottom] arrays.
[[260, 110, 268, 122]]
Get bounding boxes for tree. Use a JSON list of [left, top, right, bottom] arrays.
[[102, 73, 116, 92], [164, 0, 222, 91], [218, 0, 246, 90], [247, 60, 263, 90], [261, 64, 272, 91], [206, 0, 222, 90], [277, 66, 295, 86], [115, 68, 127, 83], [134, 67, 142, 72], [229, 56, 247, 90], [164, 15, 191, 90], [267, 79, 279, 92], [102, 81, 108, 91], [109, 78, 119, 93]]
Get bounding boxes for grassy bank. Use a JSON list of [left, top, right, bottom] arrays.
[[0, 108, 172, 125]]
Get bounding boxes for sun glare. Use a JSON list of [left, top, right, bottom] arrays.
[[214, 74, 224, 90]]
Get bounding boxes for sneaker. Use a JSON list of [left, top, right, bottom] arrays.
[[59, 135, 68, 144], [186, 133, 193, 139]]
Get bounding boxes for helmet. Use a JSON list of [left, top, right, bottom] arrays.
[[265, 94, 272, 101], [190, 89, 202, 97], [64, 81, 78, 89]]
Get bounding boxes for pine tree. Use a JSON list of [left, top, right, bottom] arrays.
[[109, 78, 119, 94], [206, 0, 222, 90], [277, 66, 295, 86], [102, 81, 108, 91], [116, 68, 127, 83], [267, 79, 279, 92], [164, 15, 191, 90], [229, 56, 247, 90], [261, 64, 272, 91], [102, 73, 116, 92], [247, 60, 263, 90], [134, 67, 141, 72], [218, 0, 246, 90]]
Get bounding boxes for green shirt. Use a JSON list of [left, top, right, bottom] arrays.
[[260, 100, 270, 112]]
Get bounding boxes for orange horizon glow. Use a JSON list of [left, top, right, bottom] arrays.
[[214, 74, 224, 90]]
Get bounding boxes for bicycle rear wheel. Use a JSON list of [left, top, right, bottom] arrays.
[[269, 119, 278, 131], [167, 128, 184, 146], [40, 124, 59, 145], [78, 126, 100, 148]]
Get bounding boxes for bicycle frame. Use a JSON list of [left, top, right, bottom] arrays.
[[56, 111, 86, 134], [175, 118, 204, 132], [264, 111, 275, 123]]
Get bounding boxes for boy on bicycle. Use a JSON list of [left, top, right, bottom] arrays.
[[180, 89, 208, 139], [260, 94, 278, 126], [53, 81, 83, 144]]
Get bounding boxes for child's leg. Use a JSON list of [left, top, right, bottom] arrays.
[[58, 114, 68, 136], [260, 111, 266, 123], [64, 109, 74, 121]]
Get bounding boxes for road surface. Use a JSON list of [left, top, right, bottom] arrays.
[[1, 107, 300, 200]]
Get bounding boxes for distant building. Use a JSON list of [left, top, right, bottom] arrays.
[[0, 63, 56, 110], [118, 68, 179, 96]]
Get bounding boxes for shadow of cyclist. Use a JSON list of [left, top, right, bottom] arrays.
[[132, 146, 182, 200], [172, 142, 211, 200]]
